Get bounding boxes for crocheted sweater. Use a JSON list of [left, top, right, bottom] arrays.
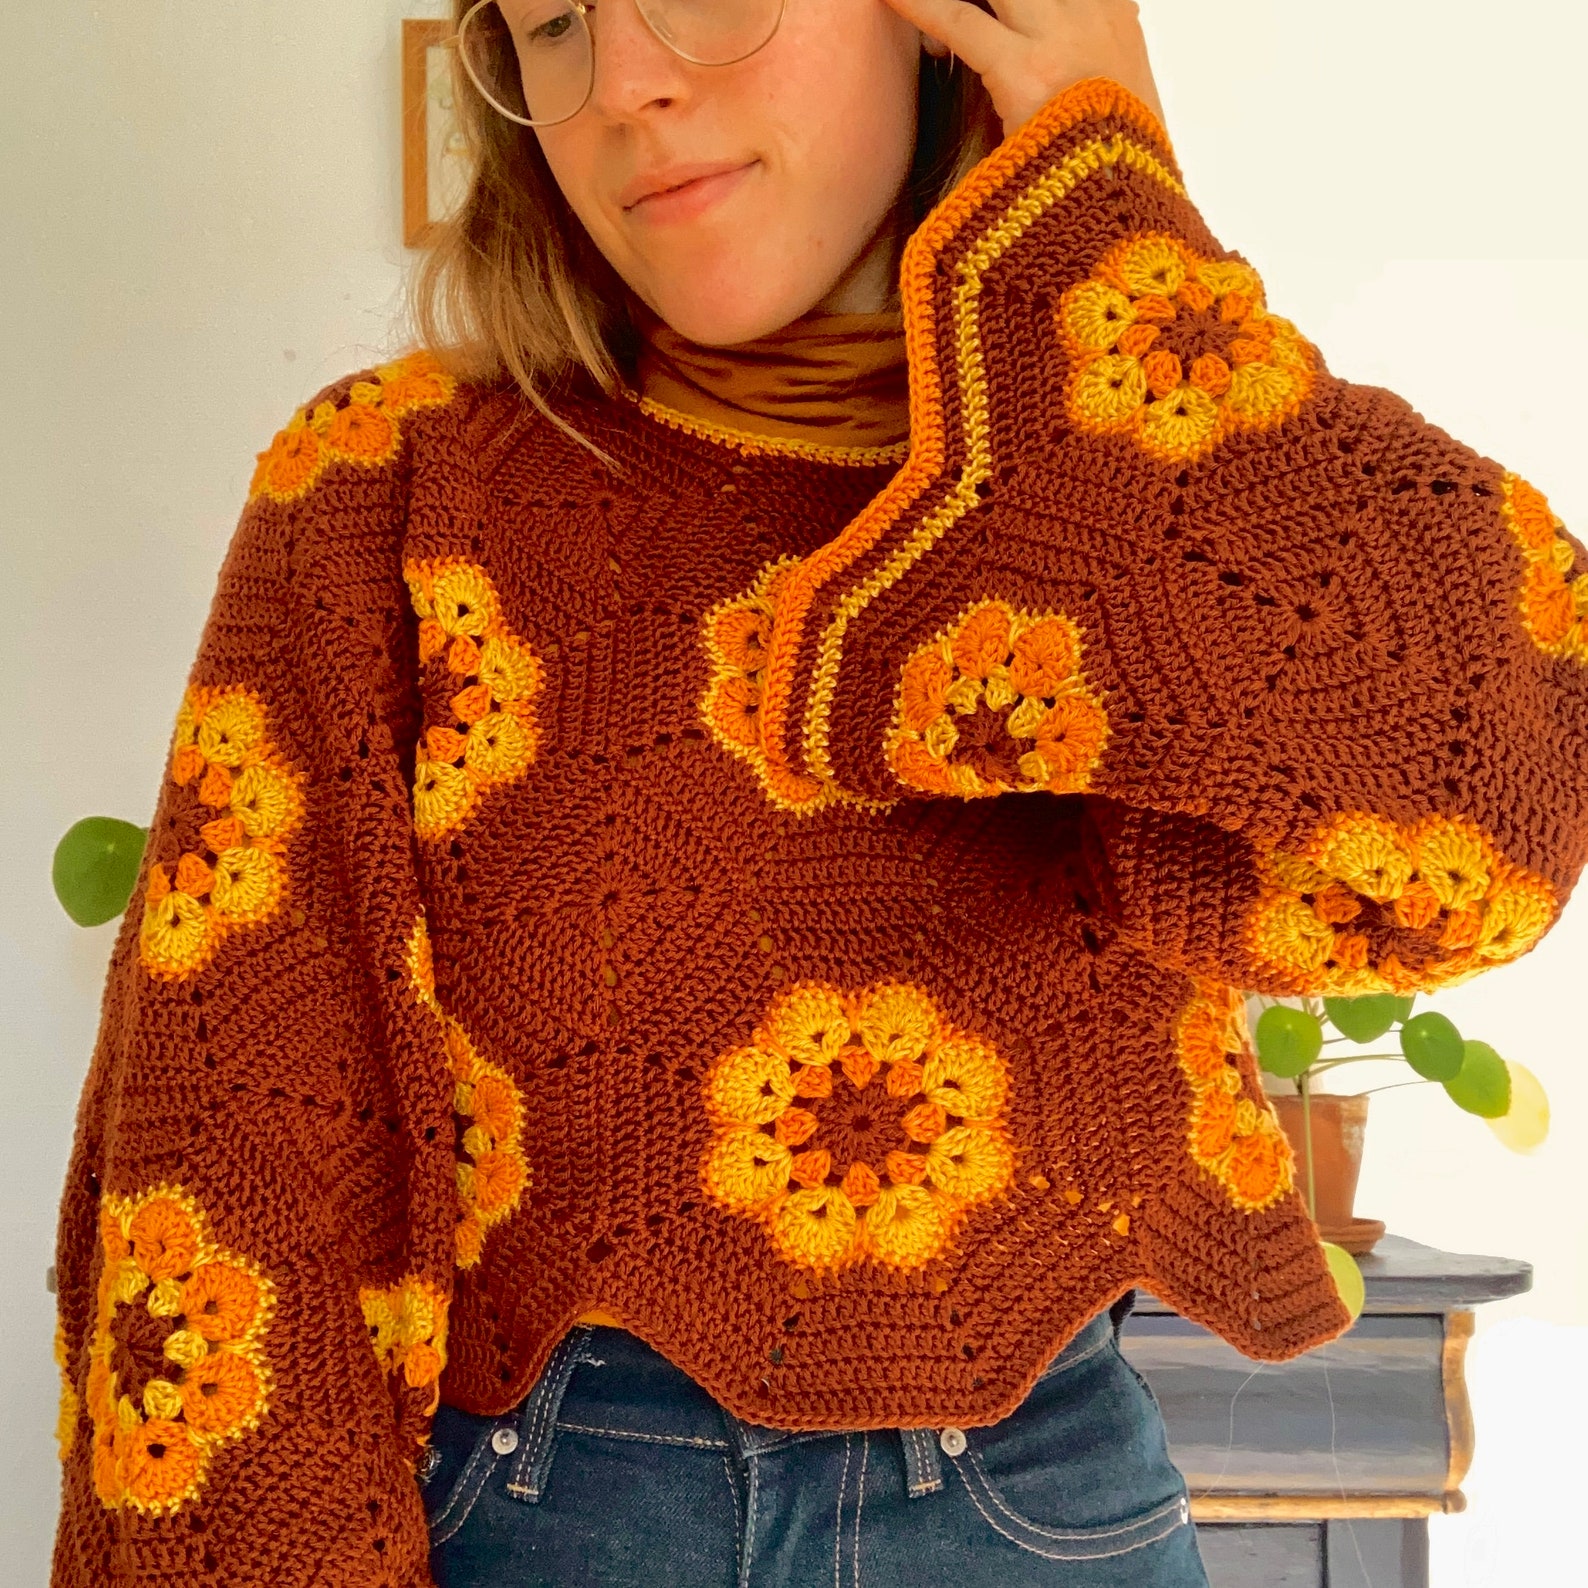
[[53, 80, 1588, 1586]]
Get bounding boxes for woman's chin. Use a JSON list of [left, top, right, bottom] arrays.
[[641, 278, 824, 348]]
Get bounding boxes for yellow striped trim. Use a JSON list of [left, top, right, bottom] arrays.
[[801, 134, 1187, 792], [697, 558, 883, 815], [635, 396, 911, 467]]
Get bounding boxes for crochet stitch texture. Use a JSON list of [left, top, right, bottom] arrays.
[[52, 82, 1588, 1586]]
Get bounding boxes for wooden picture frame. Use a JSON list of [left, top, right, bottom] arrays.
[[402, 18, 471, 248]]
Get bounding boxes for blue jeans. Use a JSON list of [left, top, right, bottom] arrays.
[[424, 1296, 1209, 1587]]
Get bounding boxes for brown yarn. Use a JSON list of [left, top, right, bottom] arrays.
[[51, 80, 1588, 1587]]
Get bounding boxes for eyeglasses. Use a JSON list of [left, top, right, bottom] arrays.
[[455, 0, 788, 129]]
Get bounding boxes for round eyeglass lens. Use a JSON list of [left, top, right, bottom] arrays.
[[459, 0, 594, 127], [634, 0, 786, 66]]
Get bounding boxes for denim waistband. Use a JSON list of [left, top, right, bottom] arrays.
[[473, 1291, 1133, 1512]]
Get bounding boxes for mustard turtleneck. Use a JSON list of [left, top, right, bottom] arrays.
[[633, 304, 910, 450]]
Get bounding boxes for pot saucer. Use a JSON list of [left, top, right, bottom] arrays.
[[1318, 1216, 1385, 1256]]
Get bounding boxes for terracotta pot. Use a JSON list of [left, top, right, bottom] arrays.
[[1271, 1092, 1384, 1254]]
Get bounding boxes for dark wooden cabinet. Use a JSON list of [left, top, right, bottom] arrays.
[[1119, 1235, 1531, 1588]]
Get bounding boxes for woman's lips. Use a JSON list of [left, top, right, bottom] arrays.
[[621, 161, 758, 224]]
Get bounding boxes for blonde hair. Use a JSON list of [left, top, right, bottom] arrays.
[[408, 1, 1001, 418]]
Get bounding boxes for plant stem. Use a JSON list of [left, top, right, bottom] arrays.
[[1355, 1079, 1435, 1097], [1299, 1067, 1317, 1224], [1309, 1054, 1402, 1073]]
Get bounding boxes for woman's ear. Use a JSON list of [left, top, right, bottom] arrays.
[[919, 28, 951, 58]]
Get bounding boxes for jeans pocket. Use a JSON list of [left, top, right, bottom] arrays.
[[954, 1451, 1191, 1561], [425, 1410, 511, 1547], [949, 1333, 1192, 1562]]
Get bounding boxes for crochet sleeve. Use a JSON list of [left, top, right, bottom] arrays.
[[51, 362, 460, 1586], [739, 79, 1588, 998]]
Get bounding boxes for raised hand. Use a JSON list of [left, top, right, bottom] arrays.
[[883, 0, 1167, 136]]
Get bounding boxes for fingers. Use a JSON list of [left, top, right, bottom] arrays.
[[978, 0, 1070, 36], [982, 0, 1141, 43], [879, 0, 1168, 140], [876, 0, 1016, 75]]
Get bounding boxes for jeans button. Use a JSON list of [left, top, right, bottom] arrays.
[[491, 1426, 520, 1456], [939, 1427, 967, 1457]]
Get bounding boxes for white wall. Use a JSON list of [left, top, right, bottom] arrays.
[[2, 3, 1584, 1582], [1, 6, 445, 1579]]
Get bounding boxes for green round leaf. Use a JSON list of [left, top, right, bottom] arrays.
[[1486, 1061, 1549, 1153], [1444, 1040, 1512, 1119], [1399, 1011, 1465, 1081], [52, 818, 148, 927], [1323, 993, 1415, 1045], [1254, 1005, 1323, 1078]]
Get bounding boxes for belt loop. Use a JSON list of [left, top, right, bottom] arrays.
[[1108, 1286, 1137, 1344], [504, 1325, 591, 1505], [898, 1426, 943, 1498]]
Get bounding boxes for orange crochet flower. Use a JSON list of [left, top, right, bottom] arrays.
[[138, 687, 304, 979], [886, 599, 1110, 798], [1246, 811, 1556, 996], [360, 1276, 449, 1416], [407, 917, 529, 1267], [406, 560, 545, 839], [697, 556, 851, 814], [1058, 234, 1316, 463], [701, 981, 1015, 1272], [248, 351, 456, 504], [1500, 474, 1587, 664], [81, 1186, 274, 1516], [1174, 983, 1293, 1213]]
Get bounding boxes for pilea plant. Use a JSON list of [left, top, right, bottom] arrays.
[[1248, 991, 1549, 1322], [1251, 991, 1550, 1210]]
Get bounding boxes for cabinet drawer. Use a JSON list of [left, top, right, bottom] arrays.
[[1120, 1312, 1449, 1495]]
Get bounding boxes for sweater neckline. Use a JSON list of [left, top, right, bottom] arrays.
[[628, 301, 912, 465], [630, 392, 912, 468]]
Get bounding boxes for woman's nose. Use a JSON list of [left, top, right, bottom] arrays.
[[583, 0, 694, 119]]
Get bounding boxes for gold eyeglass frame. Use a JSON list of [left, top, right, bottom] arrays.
[[452, 0, 790, 128]]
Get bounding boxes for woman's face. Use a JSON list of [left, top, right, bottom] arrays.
[[527, 0, 923, 345]]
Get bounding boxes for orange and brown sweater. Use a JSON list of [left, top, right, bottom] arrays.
[[52, 81, 1588, 1585]]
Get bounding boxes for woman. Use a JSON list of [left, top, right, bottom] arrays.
[[50, 2, 1588, 1585]]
